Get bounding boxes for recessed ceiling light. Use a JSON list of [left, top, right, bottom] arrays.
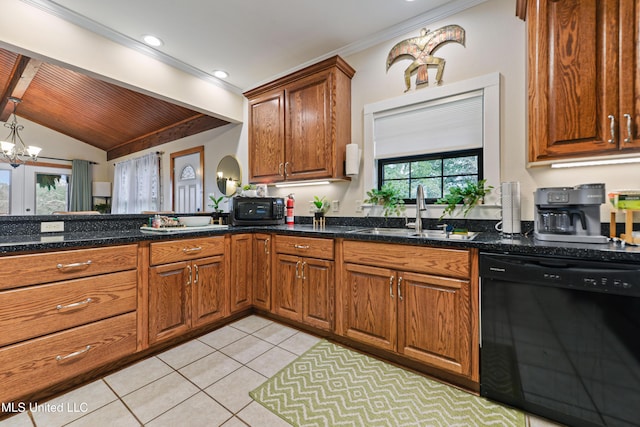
[[142, 35, 163, 47], [212, 70, 229, 79]]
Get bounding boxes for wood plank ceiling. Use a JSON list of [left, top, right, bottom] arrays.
[[0, 47, 230, 161]]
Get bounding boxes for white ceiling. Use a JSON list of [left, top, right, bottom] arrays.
[[22, 0, 485, 93]]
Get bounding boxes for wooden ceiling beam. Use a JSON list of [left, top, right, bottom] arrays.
[[106, 114, 229, 160], [0, 55, 42, 121]]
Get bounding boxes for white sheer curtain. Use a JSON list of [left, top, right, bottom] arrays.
[[111, 152, 160, 213]]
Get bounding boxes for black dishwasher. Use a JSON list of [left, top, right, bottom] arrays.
[[480, 252, 640, 427]]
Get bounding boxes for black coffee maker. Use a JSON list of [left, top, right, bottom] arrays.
[[534, 183, 607, 244]]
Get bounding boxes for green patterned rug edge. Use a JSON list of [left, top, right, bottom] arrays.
[[250, 339, 526, 427]]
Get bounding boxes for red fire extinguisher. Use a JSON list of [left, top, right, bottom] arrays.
[[286, 194, 295, 225]]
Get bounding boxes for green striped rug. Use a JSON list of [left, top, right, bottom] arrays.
[[250, 340, 525, 427]]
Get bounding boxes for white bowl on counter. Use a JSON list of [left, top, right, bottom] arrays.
[[177, 216, 211, 227]]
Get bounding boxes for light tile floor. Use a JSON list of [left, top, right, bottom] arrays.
[[1, 315, 563, 427]]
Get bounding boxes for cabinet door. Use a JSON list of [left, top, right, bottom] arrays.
[[301, 258, 333, 331], [248, 90, 285, 183], [230, 234, 253, 313], [149, 261, 191, 344], [253, 234, 272, 310], [342, 263, 396, 351], [397, 271, 471, 376], [528, 0, 619, 161], [619, 0, 640, 150], [192, 255, 228, 328], [274, 254, 302, 322], [285, 70, 334, 180]]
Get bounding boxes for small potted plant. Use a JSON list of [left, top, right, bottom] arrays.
[[208, 195, 224, 213], [363, 184, 406, 217], [312, 196, 330, 220], [241, 184, 257, 197], [435, 179, 493, 219]]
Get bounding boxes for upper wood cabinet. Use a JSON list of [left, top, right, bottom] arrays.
[[244, 55, 355, 183], [527, 0, 640, 162]]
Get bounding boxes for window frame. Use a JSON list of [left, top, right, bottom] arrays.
[[377, 148, 484, 204], [363, 72, 500, 209]]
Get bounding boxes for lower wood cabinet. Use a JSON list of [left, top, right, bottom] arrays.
[[273, 235, 334, 330], [252, 233, 272, 310], [340, 240, 478, 381], [148, 237, 228, 345], [230, 234, 253, 313]]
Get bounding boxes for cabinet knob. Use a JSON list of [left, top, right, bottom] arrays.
[[608, 115, 616, 144]]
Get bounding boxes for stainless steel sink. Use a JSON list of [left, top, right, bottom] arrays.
[[349, 227, 479, 240]]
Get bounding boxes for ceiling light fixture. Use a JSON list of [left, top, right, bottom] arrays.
[[1, 97, 41, 168], [142, 34, 163, 47], [212, 70, 229, 79]]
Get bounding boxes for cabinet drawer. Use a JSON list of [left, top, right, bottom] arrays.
[[0, 312, 136, 403], [0, 270, 137, 347], [150, 236, 225, 265], [343, 241, 470, 278], [0, 245, 138, 290], [274, 235, 334, 260]]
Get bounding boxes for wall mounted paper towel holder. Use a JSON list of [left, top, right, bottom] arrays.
[[345, 143, 361, 176]]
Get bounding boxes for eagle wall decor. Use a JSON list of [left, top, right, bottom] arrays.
[[386, 25, 466, 92]]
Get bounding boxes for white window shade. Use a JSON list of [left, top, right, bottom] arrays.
[[373, 90, 483, 159]]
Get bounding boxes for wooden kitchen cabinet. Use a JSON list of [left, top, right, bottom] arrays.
[[252, 233, 272, 310], [528, 0, 640, 162], [340, 241, 477, 380], [244, 55, 355, 183], [273, 235, 334, 330], [148, 237, 228, 344], [230, 234, 253, 313], [0, 244, 138, 404]]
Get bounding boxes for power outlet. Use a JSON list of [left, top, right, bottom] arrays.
[[41, 221, 64, 233], [355, 200, 363, 213], [332, 200, 339, 212]]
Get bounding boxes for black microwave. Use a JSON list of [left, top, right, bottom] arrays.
[[230, 197, 285, 226]]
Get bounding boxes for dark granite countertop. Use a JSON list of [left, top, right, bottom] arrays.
[[0, 218, 639, 263]]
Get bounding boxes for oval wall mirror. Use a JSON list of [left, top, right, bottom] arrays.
[[216, 155, 241, 196]]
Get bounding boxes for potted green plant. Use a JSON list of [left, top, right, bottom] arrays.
[[241, 184, 256, 197], [364, 184, 406, 217], [312, 196, 330, 219], [208, 195, 224, 213], [435, 179, 493, 219]]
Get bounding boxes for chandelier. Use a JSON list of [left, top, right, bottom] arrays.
[[1, 97, 42, 168]]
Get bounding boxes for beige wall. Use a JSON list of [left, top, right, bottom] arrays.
[[4, 0, 638, 220]]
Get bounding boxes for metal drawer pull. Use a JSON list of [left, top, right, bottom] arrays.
[[264, 238, 270, 254], [389, 276, 394, 298], [182, 246, 202, 254], [624, 113, 632, 143], [56, 345, 91, 361], [301, 261, 307, 280], [56, 298, 93, 311], [608, 114, 616, 144], [186, 265, 192, 285], [57, 260, 92, 270], [295, 260, 301, 279], [398, 277, 403, 300], [294, 244, 310, 249], [278, 162, 284, 176], [193, 264, 199, 284], [284, 162, 290, 177]]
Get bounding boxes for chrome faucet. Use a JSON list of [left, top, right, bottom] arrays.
[[415, 184, 427, 233]]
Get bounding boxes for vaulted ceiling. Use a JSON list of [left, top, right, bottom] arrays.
[[0, 47, 230, 161]]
